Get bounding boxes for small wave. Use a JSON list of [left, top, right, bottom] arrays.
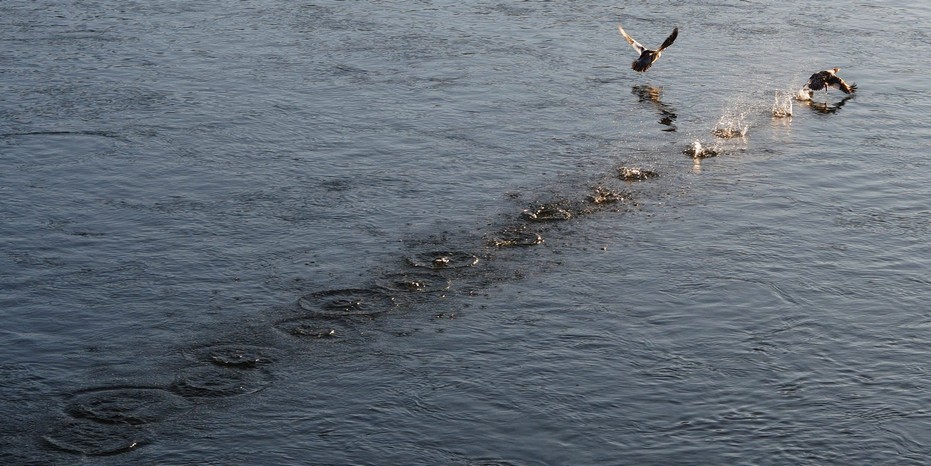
[[0, 130, 122, 140]]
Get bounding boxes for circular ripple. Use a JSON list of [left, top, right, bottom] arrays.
[[407, 251, 480, 269], [375, 271, 451, 293], [65, 387, 191, 426], [169, 365, 271, 398], [183, 344, 282, 369], [275, 317, 353, 341], [298, 288, 396, 317], [520, 205, 572, 222], [44, 418, 149, 456]]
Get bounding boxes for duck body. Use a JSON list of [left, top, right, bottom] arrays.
[[804, 68, 857, 96], [618, 24, 679, 72]]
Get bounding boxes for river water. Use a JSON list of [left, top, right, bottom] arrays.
[[2, 1, 930, 464]]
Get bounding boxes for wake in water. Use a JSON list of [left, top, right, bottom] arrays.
[[684, 95, 758, 161], [686, 76, 830, 160]]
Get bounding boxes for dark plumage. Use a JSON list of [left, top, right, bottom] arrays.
[[618, 23, 678, 72], [804, 68, 857, 96]]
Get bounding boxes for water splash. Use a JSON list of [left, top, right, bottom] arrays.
[[683, 140, 719, 159], [772, 91, 793, 118], [712, 96, 755, 139], [794, 88, 812, 102]]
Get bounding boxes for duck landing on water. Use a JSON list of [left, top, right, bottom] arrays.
[[800, 68, 857, 100], [618, 23, 678, 72]]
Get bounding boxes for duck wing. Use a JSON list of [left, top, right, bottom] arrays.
[[826, 73, 857, 94], [618, 24, 645, 54], [658, 27, 679, 51]]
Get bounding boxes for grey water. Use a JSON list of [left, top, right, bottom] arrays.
[[2, 0, 930, 464]]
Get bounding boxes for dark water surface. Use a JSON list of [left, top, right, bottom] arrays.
[[2, 0, 930, 464]]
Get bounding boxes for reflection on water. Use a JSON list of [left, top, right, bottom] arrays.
[[803, 95, 855, 114], [691, 157, 704, 174], [632, 85, 678, 132]]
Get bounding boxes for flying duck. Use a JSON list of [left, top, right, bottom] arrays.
[[803, 68, 857, 97], [618, 23, 679, 72]]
